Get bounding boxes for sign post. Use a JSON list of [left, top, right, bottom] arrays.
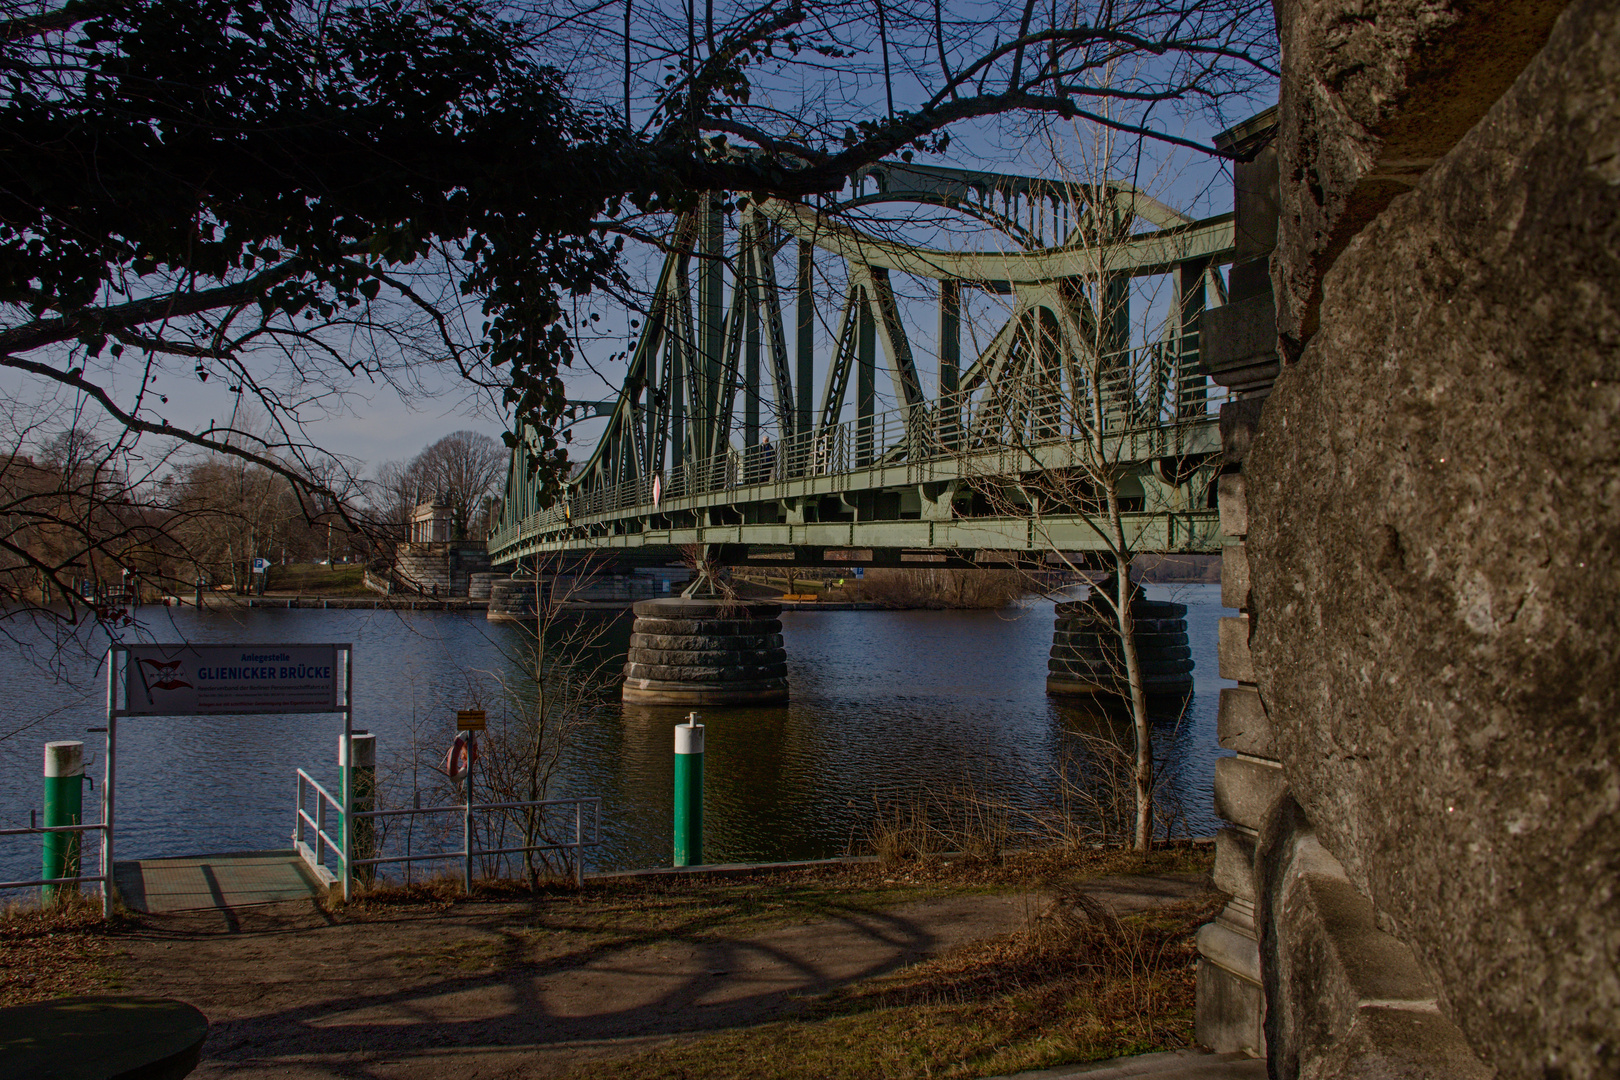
[[105, 643, 354, 910], [455, 710, 484, 892]]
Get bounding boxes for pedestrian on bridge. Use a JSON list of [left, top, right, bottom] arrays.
[[760, 435, 776, 482]]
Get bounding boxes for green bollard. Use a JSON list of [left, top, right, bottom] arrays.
[[42, 741, 84, 906], [339, 732, 376, 887], [673, 714, 704, 867]]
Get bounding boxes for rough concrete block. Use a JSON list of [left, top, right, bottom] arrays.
[[1221, 543, 1251, 610], [1217, 473, 1248, 536], [1198, 918, 1262, 985], [1218, 686, 1273, 758], [1214, 827, 1258, 899], [1259, 818, 1493, 1080], [1249, 0, 1620, 1069], [1196, 958, 1266, 1057], [1214, 755, 1284, 832], [1219, 399, 1268, 467], [1272, 0, 1567, 349], [1218, 615, 1254, 683], [1202, 294, 1278, 375], [1316, 1005, 1496, 1080]]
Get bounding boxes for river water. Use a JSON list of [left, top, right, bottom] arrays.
[[0, 584, 1234, 881]]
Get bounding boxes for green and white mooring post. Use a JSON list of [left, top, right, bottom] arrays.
[[338, 732, 376, 888], [42, 741, 85, 905], [673, 714, 704, 867]]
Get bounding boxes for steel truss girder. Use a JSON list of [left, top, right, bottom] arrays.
[[760, 200, 1234, 284], [496, 162, 1237, 567]]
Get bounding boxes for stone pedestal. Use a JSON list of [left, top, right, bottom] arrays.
[[622, 598, 789, 704], [1045, 590, 1193, 702], [487, 578, 540, 622]]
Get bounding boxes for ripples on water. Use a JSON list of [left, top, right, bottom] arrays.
[[0, 584, 1234, 879]]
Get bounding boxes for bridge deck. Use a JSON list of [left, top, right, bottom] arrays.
[[492, 417, 1224, 563]]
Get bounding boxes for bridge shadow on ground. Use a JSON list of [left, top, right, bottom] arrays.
[[115, 884, 1046, 1080]]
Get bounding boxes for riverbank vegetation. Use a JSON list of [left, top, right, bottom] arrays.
[[845, 568, 1031, 610], [732, 567, 1036, 609], [14, 849, 1215, 1079], [575, 886, 1220, 1080], [0, 421, 510, 618], [262, 562, 370, 595], [855, 735, 1198, 868]]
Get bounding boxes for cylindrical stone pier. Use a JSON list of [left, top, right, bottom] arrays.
[[42, 740, 85, 904], [1047, 582, 1193, 702], [623, 597, 789, 704]]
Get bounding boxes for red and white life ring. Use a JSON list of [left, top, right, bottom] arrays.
[[443, 732, 479, 780]]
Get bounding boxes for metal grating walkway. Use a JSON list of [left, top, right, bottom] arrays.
[[114, 850, 323, 913]]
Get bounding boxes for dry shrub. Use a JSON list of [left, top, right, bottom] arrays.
[[856, 736, 1190, 870], [858, 785, 1012, 867], [846, 568, 1027, 609], [1030, 726, 1192, 849], [830, 889, 1225, 1047]]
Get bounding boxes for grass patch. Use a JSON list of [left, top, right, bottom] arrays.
[[0, 895, 127, 1006], [341, 867, 973, 959], [265, 562, 370, 595], [340, 847, 1211, 986], [350, 869, 974, 980], [562, 890, 1224, 1080]]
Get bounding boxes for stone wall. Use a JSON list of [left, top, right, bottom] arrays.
[[394, 542, 490, 597], [1197, 0, 1618, 1075]]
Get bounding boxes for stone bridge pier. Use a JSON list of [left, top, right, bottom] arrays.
[[1194, 1, 1618, 1077], [623, 597, 790, 705]]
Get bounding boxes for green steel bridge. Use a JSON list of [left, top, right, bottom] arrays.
[[489, 163, 1236, 571]]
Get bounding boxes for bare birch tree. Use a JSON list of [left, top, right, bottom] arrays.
[[941, 128, 1216, 850]]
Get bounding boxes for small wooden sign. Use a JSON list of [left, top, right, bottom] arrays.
[[456, 709, 487, 731]]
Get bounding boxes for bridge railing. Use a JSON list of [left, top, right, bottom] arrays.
[[490, 347, 1222, 550]]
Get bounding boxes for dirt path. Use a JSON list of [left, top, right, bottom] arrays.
[[116, 872, 1211, 1079]]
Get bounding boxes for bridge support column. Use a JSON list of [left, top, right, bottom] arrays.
[[1045, 576, 1194, 702], [623, 597, 789, 705]]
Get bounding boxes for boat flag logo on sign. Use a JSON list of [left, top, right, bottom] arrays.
[[138, 658, 192, 691]]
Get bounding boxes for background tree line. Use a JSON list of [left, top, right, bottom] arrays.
[[0, 422, 506, 610]]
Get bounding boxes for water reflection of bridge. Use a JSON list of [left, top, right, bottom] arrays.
[[490, 162, 1237, 573]]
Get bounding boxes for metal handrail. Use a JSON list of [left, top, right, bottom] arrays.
[[293, 769, 346, 883], [347, 795, 602, 888], [0, 821, 110, 893]]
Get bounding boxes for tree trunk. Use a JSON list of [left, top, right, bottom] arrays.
[[1106, 487, 1153, 851]]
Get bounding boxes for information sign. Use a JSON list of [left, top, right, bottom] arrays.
[[456, 709, 487, 731], [123, 644, 341, 715], [251, 558, 270, 573]]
